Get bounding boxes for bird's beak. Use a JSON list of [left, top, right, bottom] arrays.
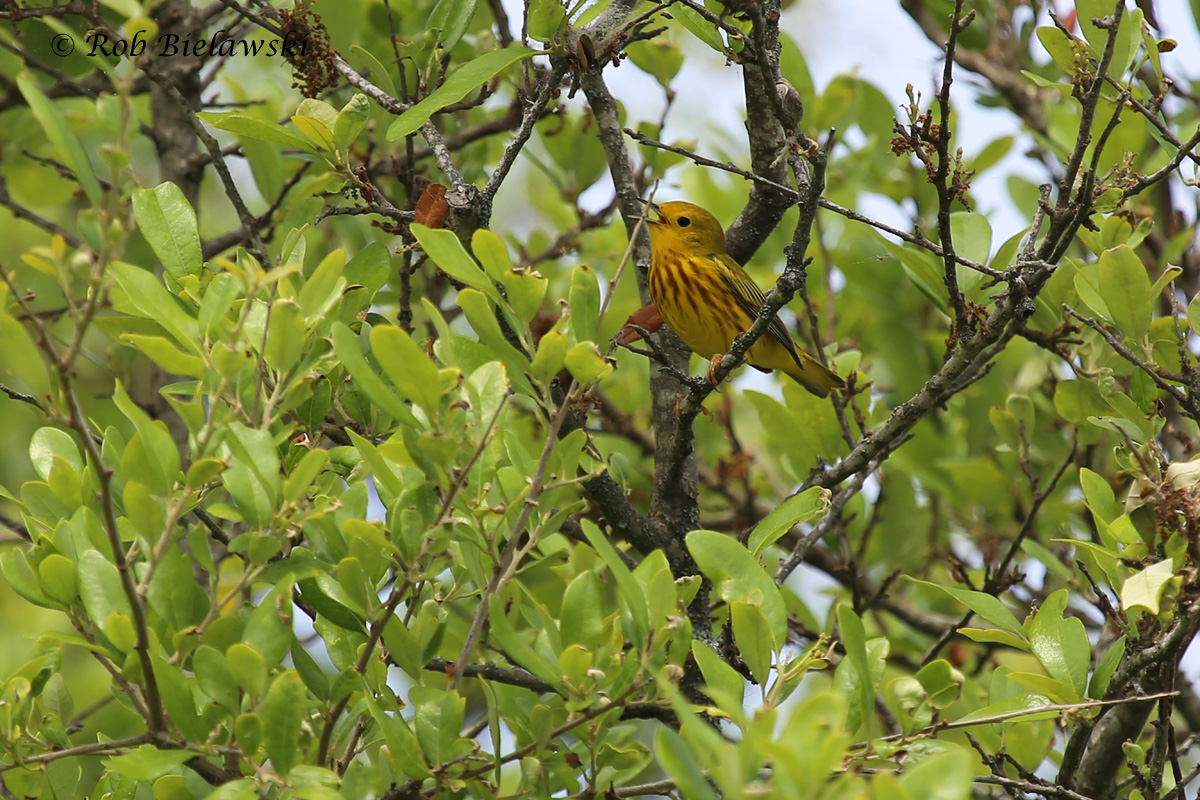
[[637, 198, 665, 225]]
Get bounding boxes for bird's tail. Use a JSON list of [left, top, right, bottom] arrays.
[[783, 352, 845, 398]]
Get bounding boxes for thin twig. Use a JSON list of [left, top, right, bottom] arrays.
[[450, 388, 576, 687], [623, 128, 1001, 278]]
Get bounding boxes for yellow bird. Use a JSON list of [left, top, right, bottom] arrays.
[[644, 201, 844, 398]]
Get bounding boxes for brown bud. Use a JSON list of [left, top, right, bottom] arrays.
[[775, 77, 804, 131]]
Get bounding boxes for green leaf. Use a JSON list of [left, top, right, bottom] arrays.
[[567, 263, 601, 344], [193, 645, 239, 713], [2, 549, 57, 608], [563, 341, 613, 385], [262, 671, 307, 776], [291, 114, 336, 151], [283, 448, 329, 504], [455, 290, 533, 381], [1079, 467, 1120, 525], [472, 228, 511, 282], [198, 272, 240, 340], [906, 578, 1027, 639], [897, 748, 972, 799], [1036, 26, 1085, 76], [957, 627, 1030, 651], [148, 655, 206, 742], [1054, 378, 1111, 424], [133, 183, 203, 281], [366, 697, 431, 779], [388, 47, 537, 140], [747, 487, 829, 555], [956, 688, 1057, 728], [350, 46, 396, 96], [331, 322, 421, 429], [333, 94, 370, 150], [692, 640, 744, 713], [528, 0, 566, 40], [1028, 589, 1089, 699], [113, 382, 181, 498], [103, 746, 193, 781], [529, 327, 567, 385], [30, 427, 83, 481], [485, 594, 566, 690], [346, 430, 404, 500], [672, 3, 723, 52], [686, 530, 786, 644], [1005, 671, 1079, 704], [500, 265, 548, 325], [344, 242, 392, 298], [147, 546, 209, 630], [1098, 244, 1153, 340], [297, 99, 338, 132], [221, 462, 275, 528], [411, 225, 499, 302], [0, 312, 51, 398], [411, 686, 465, 765], [222, 422, 281, 497], [196, 779, 258, 800], [627, 37, 684, 88], [122, 334, 205, 378], [582, 520, 649, 643], [730, 600, 774, 685], [243, 586, 294, 667], [38, 554, 77, 604], [560, 571, 605, 651], [967, 135, 1014, 175], [264, 300, 307, 373], [836, 604, 877, 738], [426, 0, 480, 50], [1089, 635, 1125, 699], [111, 261, 200, 353], [297, 249, 346, 323], [297, 575, 366, 630], [948, 211, 992, 269], [654, 727, 720, 800], [17, 73, 103, 206], [290, 637, 331, 702], [915, 660, 962, 707], [879, 236, 947, 313], [371, 325, 441, 418], [1121, 559, 1175, 614], [226, 643, 268, 698], [78, 548, 133, 624], [197, 112, 319, 154], [1188, 290, 1200, 336], [1021, 539, 1076, 581]]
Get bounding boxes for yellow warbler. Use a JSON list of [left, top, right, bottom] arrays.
[[644, 201, 844, 397]]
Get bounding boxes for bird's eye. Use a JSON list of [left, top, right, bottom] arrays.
[[677, 216, 691, 228]]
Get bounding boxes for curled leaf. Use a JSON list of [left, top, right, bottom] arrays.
[[415, 183, 449, 229], [615, 304, 663, 344]]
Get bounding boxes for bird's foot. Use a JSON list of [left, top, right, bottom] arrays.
[[707, 354, 725, 385], [674, 392, 712, 419]]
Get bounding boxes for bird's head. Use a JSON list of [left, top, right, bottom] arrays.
[[644, 200, 727, 256]]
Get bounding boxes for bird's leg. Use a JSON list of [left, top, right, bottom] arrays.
[[674, 392, 712, 419], [706, 354, 725, 385]]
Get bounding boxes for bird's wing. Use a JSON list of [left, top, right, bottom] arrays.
[[712, 255, 804, 362]]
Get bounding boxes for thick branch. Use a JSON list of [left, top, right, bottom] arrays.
[[723, 0, 793, 265]]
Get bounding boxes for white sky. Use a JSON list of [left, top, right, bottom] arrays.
[[571, 0, 1200, 245]]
